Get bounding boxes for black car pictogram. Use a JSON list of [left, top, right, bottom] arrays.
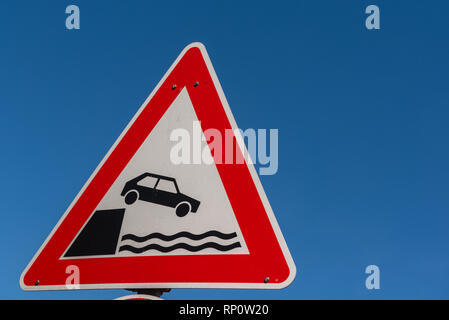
[[120, 173, 200, 217]]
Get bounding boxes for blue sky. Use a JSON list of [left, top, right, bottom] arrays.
[[1, 1, 449, 299]]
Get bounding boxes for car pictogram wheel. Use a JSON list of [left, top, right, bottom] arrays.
[[124, 190, 139, 205], [175, 202, 191, 217]]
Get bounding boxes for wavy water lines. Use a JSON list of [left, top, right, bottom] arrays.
[[118, 230, 241, 254]]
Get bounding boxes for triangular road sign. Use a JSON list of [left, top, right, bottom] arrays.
[[20, 43, 296, 290]]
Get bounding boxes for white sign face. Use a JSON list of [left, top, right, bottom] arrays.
[[62, 88, 248, 259]]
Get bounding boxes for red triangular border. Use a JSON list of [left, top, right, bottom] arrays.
[[21, 43, 295, 290]]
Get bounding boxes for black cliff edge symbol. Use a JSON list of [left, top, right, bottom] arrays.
[[121, 172, 201, 217], [64, 209, 125, 257]]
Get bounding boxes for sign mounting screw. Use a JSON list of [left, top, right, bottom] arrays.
[[35, 280, 39, 286], [193, 81, 199, 87], [172, 84, 177, 90], [264, 277, 270, 283]]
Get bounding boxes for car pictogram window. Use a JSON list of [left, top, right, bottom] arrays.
[[137, 176, 158, 188], [156, 179, 177, 194]]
